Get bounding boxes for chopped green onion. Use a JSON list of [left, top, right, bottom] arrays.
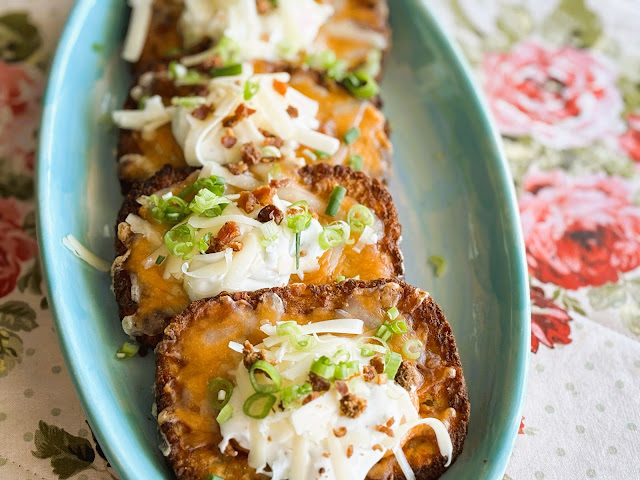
[[213, 36, 240, 65], [244, 78, 260, 100], [205, 475, 224, 480], [343, 71, 380, 99], [389, 319, 408, 334], [198, 232, 212, 254], [260, 220, 280, 248], [344, 127, 360, 145], [207, 377, 234, 409], [116, 341, 139, 359], [182, 69, 204, 85], [286, 201, 313, 233], [148, 194, 190, 225], [249, 360, 282, 393], [92, 43, 103, 52], [168, 60, 187, 80], [332, 349, 350, 363], [290, 334, 317, 352], [243, 392, 276, 419], [347, 204, 374, 232], [216, 404, 233, 425], [295, 232, 301, 269], [189, 188, 229, 216], [171, 96, 207, 108], [155, 255, 166, 265], [402, 339, 423, 360], [336, 275, 346, 282], [268, 164, 282, 180], [325, 186, 346, 217], [384, 351, 402, 379], [348, 154, 363, 171], [211, 63, 242, 77], [276, 321, 301, 337], [179, 176, 226, 200], [360, 49, 382, 78], [261, 145, 281, 158], [305, 50, 347, 81], [386, 306, 399, 320], [313, 150, 330, 159], [164, 46, 181, 57], [319, 221, 350, 250], [280, 382, 312, 405], [334, 360, 359, 380], [357, 337, 388, 357], [310, 356, 335, 380], [375, 323, 393, 342], [429, 255, 447, 278], [164, 224, 196, 258], [137, 95, 149, 110]]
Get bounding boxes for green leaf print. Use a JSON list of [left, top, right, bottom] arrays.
[[0, 12, 42, 62], [542, 0, 602, 48], [0, 301, 38, 332], [621, 303, 640, 336], [587, 283, 628, 311], [17, 259, 43, 296], [0, 169, 34, 200], [618, 76, 640, 117], [495, 4, 533, 48], [22, 210, 37, 239], [32, 421, 96, 479], [0, 328, 23, 377]]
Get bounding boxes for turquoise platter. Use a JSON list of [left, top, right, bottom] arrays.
[[37, 0, 530, 479]]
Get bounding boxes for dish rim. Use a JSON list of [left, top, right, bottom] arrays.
[[36, 1, 530, 479]]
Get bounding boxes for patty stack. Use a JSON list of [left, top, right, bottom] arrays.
[[111, 2, 470, 479]]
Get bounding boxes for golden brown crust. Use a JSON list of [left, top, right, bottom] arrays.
[[112, 164, 403, 347], [155, 279, 469, 480]]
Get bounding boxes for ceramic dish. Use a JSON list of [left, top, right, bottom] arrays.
[[37, 0, 530, 478]]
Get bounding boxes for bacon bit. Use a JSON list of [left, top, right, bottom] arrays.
[[260, 129, 285, 148], [223, 443, 238, 457], [319, 119, 337, 137], [221, 135, 237, 148], [362, 365, 376, 382], [309, 372, 331, 392], [199, 55, 224, 71], [286, 105, 299, 118], [370, 355, 385, 374], [269, 178, 290, 188], [226, 161, 248, 175], [255, 0, 274, 14], [208, 221, 242, 252], [273, 79, 288, 95], [386, 417, 395, 427], [400, 415, 407, 425], [238, 191, 258, 213], [339, 393, 367, 419], [346, 445, 354, 458], [372, 444, 383, 452], [376, 373, 388, 385], [375, 424, 394, 437], [253, 185, 276, 205], [257, 204, 284, 224], [333, 427, 347, 438], [334, 380, 349, 397], [319, 468, 325, 474], [322, 452, 330, 458], [191, 104, 212, 120], [302, 392, 321, 405], [222, 103, 256, 128], [242, 340, 269, 369], [240, 142, 261, 165]]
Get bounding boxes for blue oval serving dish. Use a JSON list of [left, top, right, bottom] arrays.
[[38, 0, 530, 478]]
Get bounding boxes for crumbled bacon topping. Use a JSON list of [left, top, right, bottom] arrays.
[[191, 104, 212, 120], [333, 427, 347, 438], [207, 221, 242, 253], [238, 191, 258, 214], [339, 393, 367, 418], [240, 142, 261, 165], [257, 204, 284, 224], [242, 340, 268, 370]]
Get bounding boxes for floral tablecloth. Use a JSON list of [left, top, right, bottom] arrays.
[[0, 0, 638, 479]]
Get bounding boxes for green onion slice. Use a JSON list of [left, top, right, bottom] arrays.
[[260, 220, 280, 248], [332, 349, 350, 363], [197, 232, 212, 254], [313, 149, 330, 159], [325, 185, 346, 217], [402, 339, 423, 360], [319, 221, 350, 250], [189, 188, 229, 216], [286, 201, 313, 233], [216, 404, 233, 425], [295, 231, 301, 270], [357, 337, 388, 357], [243, 392, 276, 419], [171, 96, 206, 108], [244, 78, 260, 100], [205, 474, 224, 480], [389, 318, 408, 335], [348, 154, 363, 171], [280, 382, 312, 405], [164, 224, 196, 258], [179, 176, 226, 200], [276, 321, 301, 337], [343, 71, 380, 99], [116, 341, 139, 359], [207, 377, 234, 409], [343, 127, 360, 145], [334, 360, 359, 380], [261, 145, 281, 158], [347, 204, 374, 232], [148, 194, 190, 225], [429, 255, 447, 278], [310, 355, 335, 380], [384, 351, 402, 379], [155, 255, 166, 265], [249, 360, 282, 393], [211, 63, 243, 77], [336, 275, 346, 282], [386, 306, 399, 320], [290, 334, 317, 352], [375, 323, 393, 342]]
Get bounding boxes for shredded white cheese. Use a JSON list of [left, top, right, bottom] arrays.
[[122, 0, 153, 62], [62, 234, 110, 272]]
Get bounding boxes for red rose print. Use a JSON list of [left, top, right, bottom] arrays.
[[619, 113, 640, 161], [530, 286, 572, 353], [0, 61, 43, 171], [483, 42, 623, 149], [0, 198, 38, 298], [519, 417, 525, 434], [520, 170, 640, 289]]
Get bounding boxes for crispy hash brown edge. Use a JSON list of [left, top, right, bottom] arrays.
[[112, 164, 404, 347], [155, 278, 470, 480]]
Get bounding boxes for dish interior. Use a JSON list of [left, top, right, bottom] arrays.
[[38, 0, 529, 479]]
